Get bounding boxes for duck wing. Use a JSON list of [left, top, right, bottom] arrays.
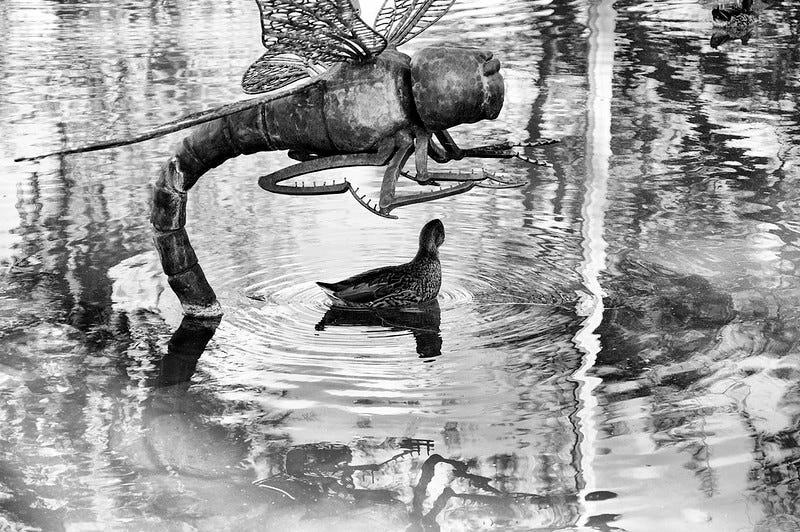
[[712, 7, 735, 24], [317, 264, 409, 305]]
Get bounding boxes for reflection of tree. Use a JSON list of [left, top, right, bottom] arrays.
[[592, 251, 800, 523], [595, 5, 800, 521], [431, 0, 597, 512], [597, 257, 735, 378], [0, 6, 233, 528], [609, 0, 800, 252]]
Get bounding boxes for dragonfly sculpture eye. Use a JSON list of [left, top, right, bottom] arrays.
[[16, 0, 557, 317]]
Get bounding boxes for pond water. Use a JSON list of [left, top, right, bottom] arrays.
[[1, 0, 800, 530]]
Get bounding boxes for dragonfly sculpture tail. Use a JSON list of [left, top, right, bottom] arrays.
[[13, 78, 325, 163], [150, 105, 284, 316]]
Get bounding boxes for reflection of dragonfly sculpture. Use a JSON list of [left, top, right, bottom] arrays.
[[253, 438, 583, 529], [255, 438, 435, 503], [17, 0, 556, 317], [409, 454, 585, 530], [157, 316, 221, 386]]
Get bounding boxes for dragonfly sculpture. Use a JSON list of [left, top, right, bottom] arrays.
[[16, 0, 556, 317]]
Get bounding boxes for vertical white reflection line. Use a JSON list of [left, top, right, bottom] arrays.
[[574, 0, 615, 520]]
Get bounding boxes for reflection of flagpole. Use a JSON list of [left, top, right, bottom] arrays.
[[573, 0, 614, 520]]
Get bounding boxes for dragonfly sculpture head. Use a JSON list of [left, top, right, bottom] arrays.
[[410, 45, 504, 132]]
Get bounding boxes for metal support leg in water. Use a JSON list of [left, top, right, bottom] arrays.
[[151, 158, 222, 317], [150, 108, 277, 317]]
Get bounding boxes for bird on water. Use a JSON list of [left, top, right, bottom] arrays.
[[712, 0, 758, 31], [317, 219, 445, 309], [710, 0, 759, 48]]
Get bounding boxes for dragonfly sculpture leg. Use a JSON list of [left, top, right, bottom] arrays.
[[377, 130, 480, 215], [258, 138, 402, 217], [396, 130, 559, 189], [259, 131, 494, 218], [392, 130, 520, 192], [430, 130, 557, 166]]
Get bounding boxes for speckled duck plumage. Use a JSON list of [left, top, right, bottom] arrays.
[[317, 219, 444, 309], [712, 0, 758, 31]]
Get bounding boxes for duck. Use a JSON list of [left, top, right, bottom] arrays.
[[316, 219, 444, 309], [712, 0, 758, 31]]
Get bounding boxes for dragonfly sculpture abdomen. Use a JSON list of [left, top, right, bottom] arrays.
[[17, 0, 555, 318]]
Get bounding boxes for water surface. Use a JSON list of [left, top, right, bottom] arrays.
[[1, 0, 800, 530]]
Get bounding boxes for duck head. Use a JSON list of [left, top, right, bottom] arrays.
[[418, 219, 445, 256]]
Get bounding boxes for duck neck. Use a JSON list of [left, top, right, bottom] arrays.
[[414, 248, 438, 262]]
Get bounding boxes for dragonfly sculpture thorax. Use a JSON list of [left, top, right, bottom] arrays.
[[260, 45, 503, 154]]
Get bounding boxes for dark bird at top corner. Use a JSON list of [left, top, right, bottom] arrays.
[[317, 219, 445, 309]]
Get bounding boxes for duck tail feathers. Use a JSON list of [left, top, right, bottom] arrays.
[[316, 281, 338, 294]]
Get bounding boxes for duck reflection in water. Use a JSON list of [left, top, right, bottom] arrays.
[[710, 0, 759, 48], [316, 302, 443, 358]]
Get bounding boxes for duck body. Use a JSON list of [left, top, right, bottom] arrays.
[[317, 219, 444, 309], [712, 0, 758, 31]]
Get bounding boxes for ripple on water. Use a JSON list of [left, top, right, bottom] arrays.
[[201, 218, 579, 419]]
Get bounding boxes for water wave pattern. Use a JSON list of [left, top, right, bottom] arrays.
[[194, 208, 583, 429], [3, 0, 800, 530]]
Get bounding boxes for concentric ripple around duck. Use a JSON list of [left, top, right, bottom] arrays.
[[189, 203, 583, 421]]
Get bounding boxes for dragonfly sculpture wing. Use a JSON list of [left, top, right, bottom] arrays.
[[243, 0, 387, 94], [374, 0, 456, 46], [242, 53, 324, 95]]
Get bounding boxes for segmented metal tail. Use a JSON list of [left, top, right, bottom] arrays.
[[14, 76, 328, 162]]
